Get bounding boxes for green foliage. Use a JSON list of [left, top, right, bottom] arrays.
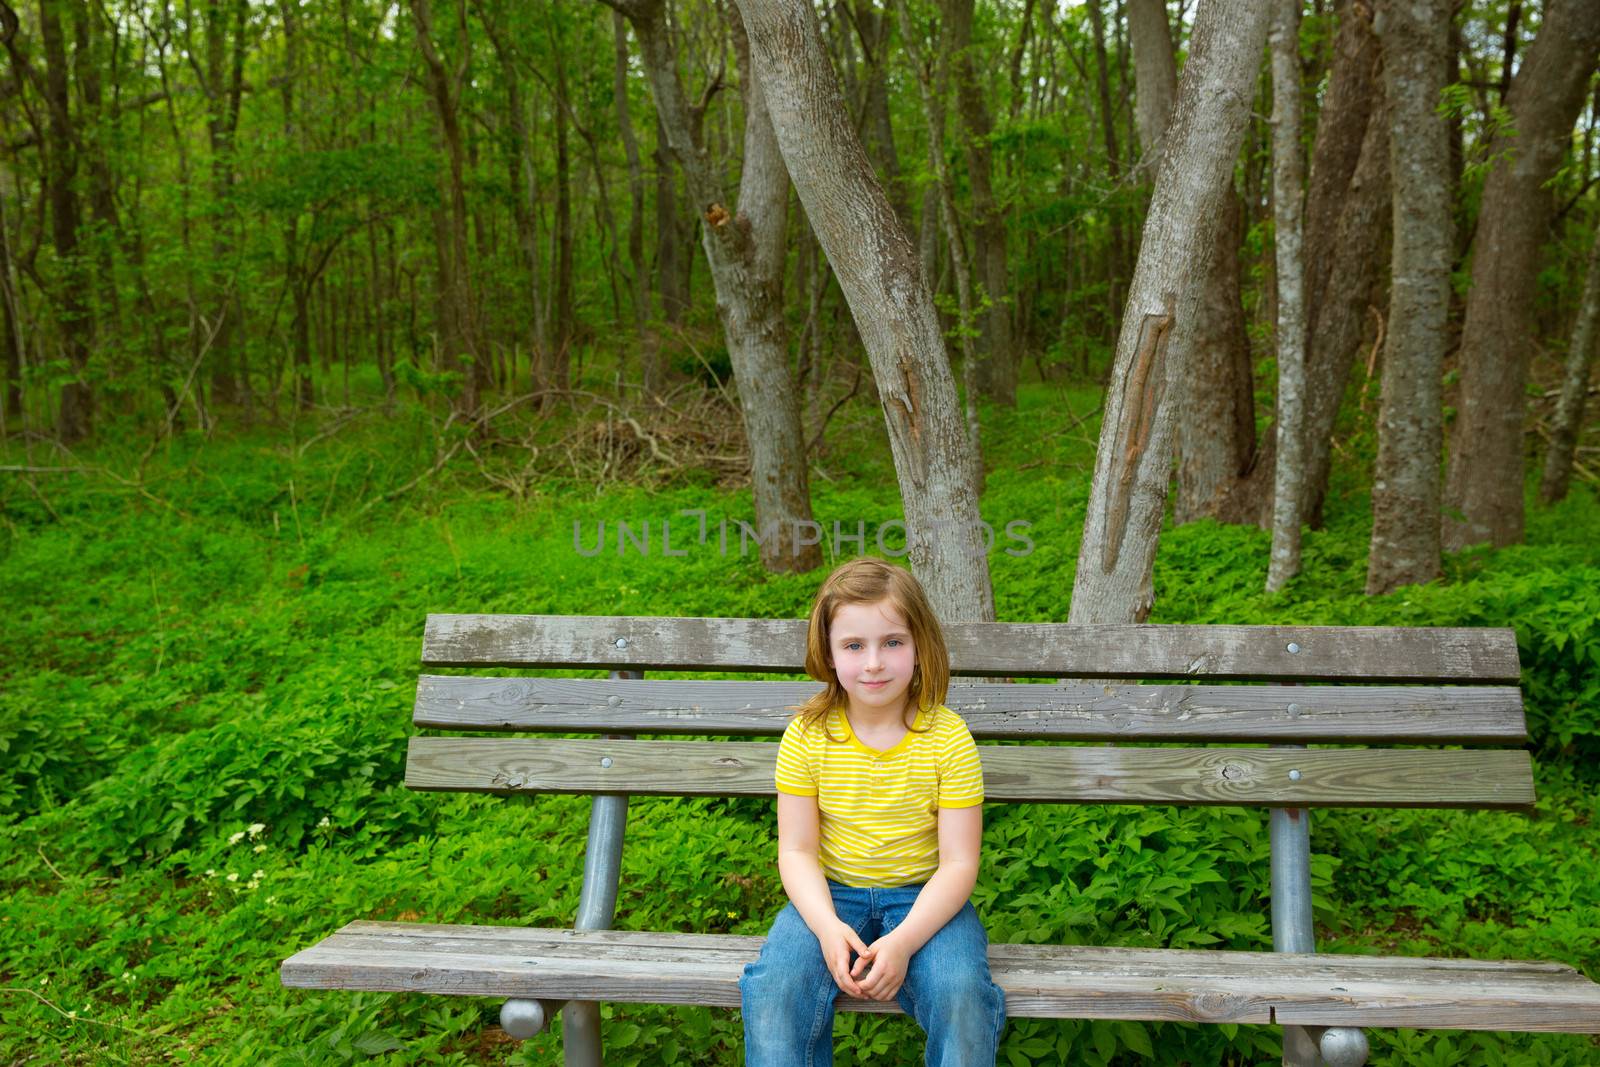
[[2, 389, 1598, 1064]]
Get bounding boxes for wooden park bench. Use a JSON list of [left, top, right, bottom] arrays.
[[282, 613, 1600, 1065]]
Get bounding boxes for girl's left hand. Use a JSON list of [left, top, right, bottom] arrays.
[[851, 933, 910, 1001]]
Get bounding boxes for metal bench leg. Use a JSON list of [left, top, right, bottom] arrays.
[[563, 790, 629, 1066], [1270, 805, 1368, 1067]]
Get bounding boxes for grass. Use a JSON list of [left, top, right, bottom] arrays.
[[1, 375, 1597, 1065]]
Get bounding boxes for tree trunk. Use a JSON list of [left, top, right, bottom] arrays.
[[612, 11, 659, 395], [1233, 0, 1391, 528], [609, 0, 820, 574], [735, 0, 995, 621], [551, 34, 575, 389], [1086, 0, 1127, 328], [1443, 0, 1600, 549], [1127, 0, 1175, 170], [1367, 0, 1452, 595], [410, 0, 484, 410], [1072, 0, 1270, 624], [653, 114, 690, 327], [0, 189, 22, 427], [1173, 192, 1257, 525], [895, 0, 985, 496], [1266, 0, 1306, 593], [1539, 218, 1600, 504], [1130, 0, 1258, 526], [851, 0, 911, 230], [40, 0, 93, 441], [946, 0, 1014, 406]]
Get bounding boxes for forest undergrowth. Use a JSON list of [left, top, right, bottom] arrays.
[[1, 376, 1597, 1065]]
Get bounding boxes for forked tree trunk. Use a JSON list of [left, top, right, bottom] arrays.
[[1226, 0, 1391, 528], [1129, 0, 1258, 527], [1540, 220, 1600, 505], [1367, 0, 1452, 596], [1266, 0, 1306, 593], [735, 0, 995, 622], [1071, 0, 1269, 624], [606, 0, 820, 574], [1443, 0, 1600, 549]]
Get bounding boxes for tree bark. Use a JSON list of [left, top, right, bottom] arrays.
[[1231, 0, 1392, 528], [40, 0, 93, 440], [945, 0, 1014, 406], [607, 0, 820, 574], [1086, 0, 1127, 327], [1072, 0, 1270, 624], [1443, 0, 1600, 549], [1367, 0, 1452, 595], [735, 0, 995, 621], [1126, 0, 1175, 172], [410, 0, 485, 410], [612, 11, 660, 395], [895, 0, 985, 496], [850, 0, 911, 230], [653, 114, 690, 327], [550, 29, 575, 390], [1266, 0, 1306, 593], [1539, 218, 1600, 505]]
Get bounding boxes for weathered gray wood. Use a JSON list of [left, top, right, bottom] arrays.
[[421, 615, 1521, 682], [280, 921, 1600, 1031], [414, 676, 1528, 743], [404, 737, 1535, 810]]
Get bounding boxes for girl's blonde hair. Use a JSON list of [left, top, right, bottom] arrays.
[[793, 557, 951, 733]]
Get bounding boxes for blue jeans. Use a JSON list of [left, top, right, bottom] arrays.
[[739, 882, 1006, 1067]]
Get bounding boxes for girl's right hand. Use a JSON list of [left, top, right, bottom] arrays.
[[819, 919, 871, 997]]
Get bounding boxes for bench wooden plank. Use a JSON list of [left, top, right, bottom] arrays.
[[280, 922, 1600, 1032], [421, 615, 1521, 682], [414, 676, 1529, 743], [404, 737, 1536, 810]]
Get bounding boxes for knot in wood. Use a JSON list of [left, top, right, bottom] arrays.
[[1221, 763, 1245, 781], [711, 757, 744, 768]]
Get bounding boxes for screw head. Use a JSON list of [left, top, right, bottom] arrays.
[[615, 637, 629, 650], [1287, 703, 1302, 717], [600, 757, 613, 769], [1289, 769, 1302, 781], [1286, 642, 1301, 654], [607, 695, 622, 707]]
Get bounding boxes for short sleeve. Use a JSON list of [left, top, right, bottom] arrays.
[[775, 716, 818, 796], [936, 711, 984, 808]]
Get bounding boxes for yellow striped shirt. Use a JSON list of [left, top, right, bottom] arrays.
[[774, 705, 984, 888]]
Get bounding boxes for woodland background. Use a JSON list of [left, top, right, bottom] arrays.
[[1, 0, 1598, 1062]]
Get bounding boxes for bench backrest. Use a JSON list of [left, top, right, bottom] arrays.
[[407, 614, 1533, 812]]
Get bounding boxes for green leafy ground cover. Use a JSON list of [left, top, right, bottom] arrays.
[[2, 383, 1597, 1064]]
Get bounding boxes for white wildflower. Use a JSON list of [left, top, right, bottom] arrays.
[[228, 831, 245, 846], [253, 844, 267, 854], [226, 872, 239, 883], [317, 816, 331, 828], [247, 823, 266, 837]]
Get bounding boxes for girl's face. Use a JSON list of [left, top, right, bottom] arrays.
[[827, 598, 918, 720]]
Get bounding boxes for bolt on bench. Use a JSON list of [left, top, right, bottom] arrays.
[[282, 614, 1600, 1065]]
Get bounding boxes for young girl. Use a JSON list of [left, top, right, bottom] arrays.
[[740, 557, 1006, 1066]]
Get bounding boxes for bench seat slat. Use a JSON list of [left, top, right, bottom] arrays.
[[280, 922, 1600, 1032], [414, 676, 1528, 743], [422, 615, 1521, 682], [404, 738, 1536, 810]]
